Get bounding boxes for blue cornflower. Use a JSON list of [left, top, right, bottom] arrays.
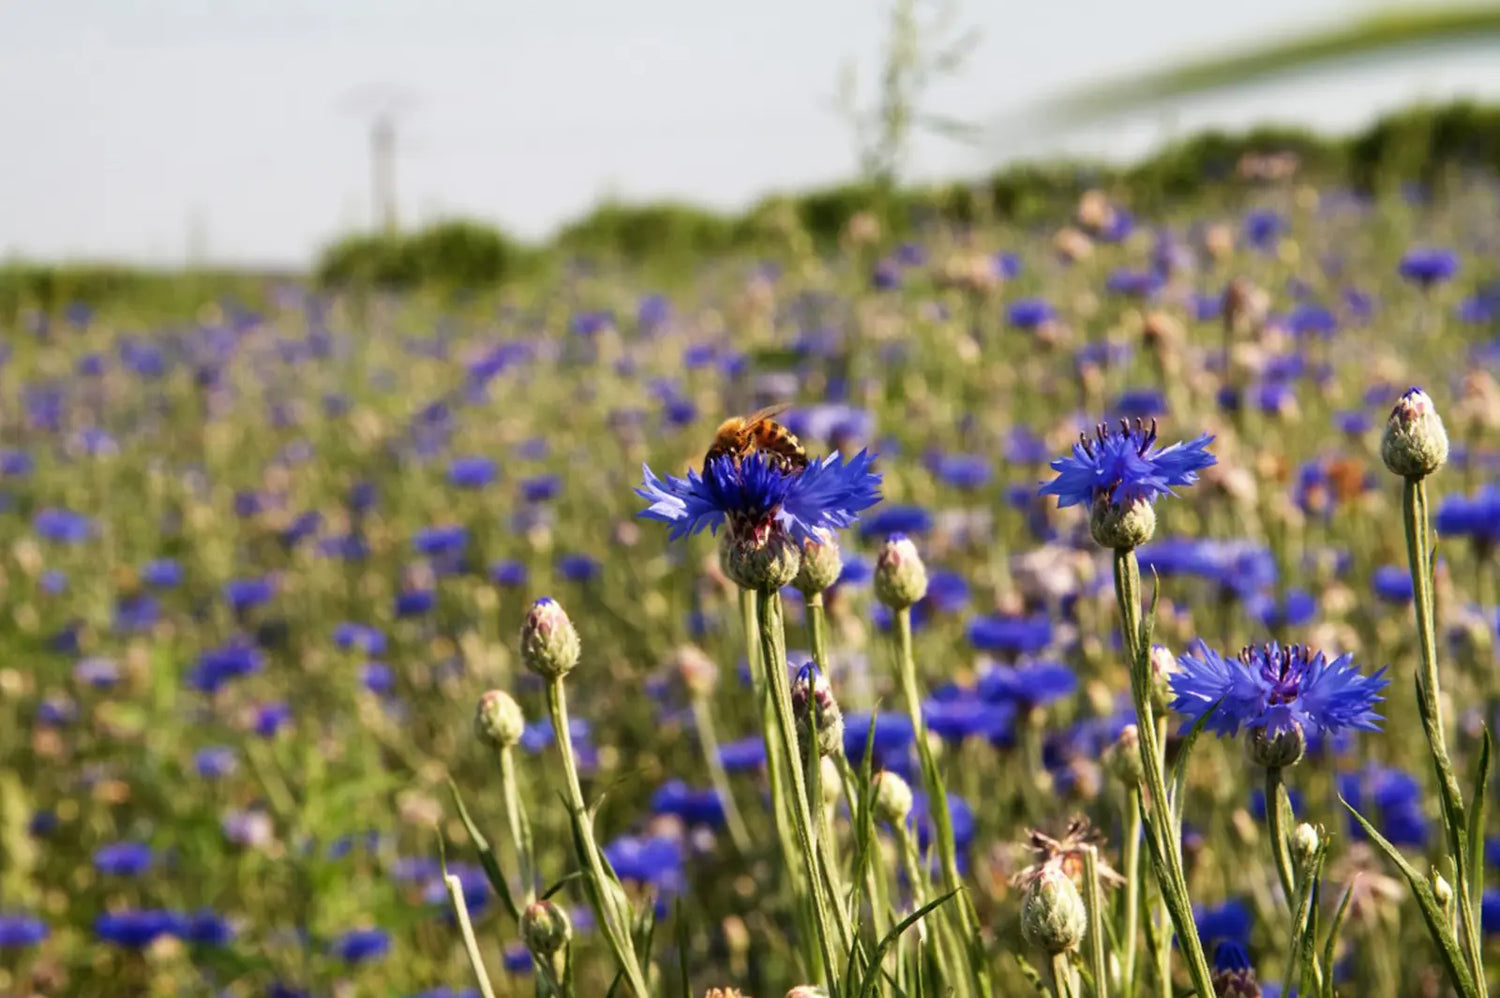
[[489, 560, 527, 587], [447, 456, 496, 488], [923, 694, 1015, 743], [413, 525, 468, 557], [637, 450, 880, 543], [1040, 420, 1216, 509], [332, 928, 390, 965], [0, 913, 48, 948], [650, 781, 726, 829], [141, 559, 183, 588], [859, 504, 932, 539], [930, 454, 991, 490], [188, 640, 263, 693], [183, 910, 234, 946], [95, 909, 186, 948], [603, 834, 683, 890], [521, 475, 561, 502], [334, 622, 387, 655], [977, 661, 1077, 708], [1194, 898, 1252, 948], [967, 614, 1053, 655], [1371, 564, 1414, 603], [558, 553, 601, 583], [395, 589, 435, 616], [1006, 298, 1056, 330], [1398, 247, 1459, 287], [195, 746, 238, 779], [33, 508, 92, 544], [224, 577, 274, 612], [718, 736, 767, 772], [1170, 641, 1387, 740], [94, 841, 154, 876], [254, 702, 293, 738], [360, 662, 396, 696]]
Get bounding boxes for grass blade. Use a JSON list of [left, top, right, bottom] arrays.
[[858, 889, 962, 998], [447, 777, 521, 924]]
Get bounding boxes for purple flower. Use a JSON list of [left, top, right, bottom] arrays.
[[224, 577, 274, 612], [489, 561, 527, 587], [334, 622, 387, 655], [650, 780, 726, 829], [332, 927, 390, 965], [1040, 420, 1216, 508], [94, 841, 154, 876], [33, 508, 92, 544], [1372, 564, 1414, 603], [1398, 247, 1459, 287], [141, 559, 183, 588], [967, 614, 1052, 655], [857, 504, 932, 539], [1006, 299, 1056, 330], [0, 913, 48, 948], [95, 910, 186, 948], [195, 746, 239, 779], [1170, 641, 1387, 740], [637, 450, 881, 544], [447, 456, 497, 489]]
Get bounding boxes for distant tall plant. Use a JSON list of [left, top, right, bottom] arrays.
[[835, 0, 981, 188]]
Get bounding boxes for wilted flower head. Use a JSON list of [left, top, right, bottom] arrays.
[[1016, 816, 1123, 889], [1041, 419, 1216, 511], [1170, 641, 1387, 748]]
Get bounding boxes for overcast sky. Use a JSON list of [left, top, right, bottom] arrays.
[[3, 1, 1499, 266]]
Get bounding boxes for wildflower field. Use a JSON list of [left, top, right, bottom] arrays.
[[4, 174, 1500, 998]]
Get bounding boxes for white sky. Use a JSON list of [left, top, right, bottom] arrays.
[[3, 1, 1499, 267]]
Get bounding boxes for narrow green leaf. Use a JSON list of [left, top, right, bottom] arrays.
[[541, 871, 589, 899], [1168, 701, 1218, 827], [674, 898, 691, 998], [446, 777, 521, 924], [1341, 799, 1480, 998], [1320, 884, 1355, 998], [1013, 953, 1049, 996], [1466, 727, 1491, 910], [605, 972, 625, 998], [858, 889, 962, 998]]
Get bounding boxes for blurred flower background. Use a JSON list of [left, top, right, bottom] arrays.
[[4, 3, 1500, 998]]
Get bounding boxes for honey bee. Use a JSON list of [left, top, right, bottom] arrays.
[[704, 404, 808, 475]]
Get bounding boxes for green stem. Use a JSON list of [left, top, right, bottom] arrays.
[[444, 869, 500, 998], [893, 605, 993, 998], [758, 588, 844, 997], [690, 695, 753, 855], [546, 679, 651, 997], [1110, 547, 1216, 998], [1263, 767, 1297, 912], [1402, 476, 1484, 979], [806, 590, 831, 673], [1082, 846, 1110, 998], [1052, 951, 1077, 998], [1120, 794, 1141, 998], [499, 746, 536, 904]]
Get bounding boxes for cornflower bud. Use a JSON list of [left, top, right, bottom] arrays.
[[522, 899, 571, 953], [1021, 864, 1087, 954], [1090, 493, 1157, 549], [871, 770, 914, 825], [874, 533, 928, 609], [520, 598, 580, 680], [1291, 823, 1320, 869], [1102, 724, 1144, 787], [793, 529, 843, 595], [475, 690, 525, 749], [1149, 644, 1177, 711], [719, 528, 801, 591], [1433, 871, 1454, 909], [785, 988, 829, 998], [1381, 387, 1449, 479], [791, 663, 844, 758], [820, 755, 843, 808], [1247, 725, 1306, 769]]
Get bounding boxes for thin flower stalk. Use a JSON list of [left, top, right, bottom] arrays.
[[1081, 846, 1110, 998], [499, 745, 537, 904], [1402, 475, 1484, 979], [892, 605, 993, 998], [545, 678, 652, 997], [689, 694, 753, 855], [758, 589, 845, 996], [1119, 795, 1141, 998]]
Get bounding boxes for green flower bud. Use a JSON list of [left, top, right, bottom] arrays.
[[791, 663, 844, 758], [1381, 387, 1449, 479], [475, 689, 525, 749], [1291, 823, 1320, 869], [1102, 724, 1144, 787], [819, 755, 843, 808], [521, 899, 572, 955], [873, 534, 928, 609], [1021, 865, 1087, 954], [521, 899, 572, 982], [1433, 871, 1454, 909], [520, 598, 580, 680], [720, 528, 801, 591], [871, 770, 914, 825], [793, 529, 844, 595], [1247, 725, 1306, 769], [785, 988, 829, 998], [1090, 494, 1156, 550]]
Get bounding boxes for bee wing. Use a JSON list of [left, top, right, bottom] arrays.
[[746, 402, 795, 424]]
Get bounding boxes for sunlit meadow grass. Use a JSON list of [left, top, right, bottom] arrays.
[[2, 176, 1500, 998]]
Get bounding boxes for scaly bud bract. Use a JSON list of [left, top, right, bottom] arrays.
[[520, 598, 580, 680], [1090, 493, 1157, 549], [475, 689, 526, 749], [874, 533, 928, 609], [793, 529, 844, 595], [1021, 864, 1087, 954], [1381, 387, 1449, 479]]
